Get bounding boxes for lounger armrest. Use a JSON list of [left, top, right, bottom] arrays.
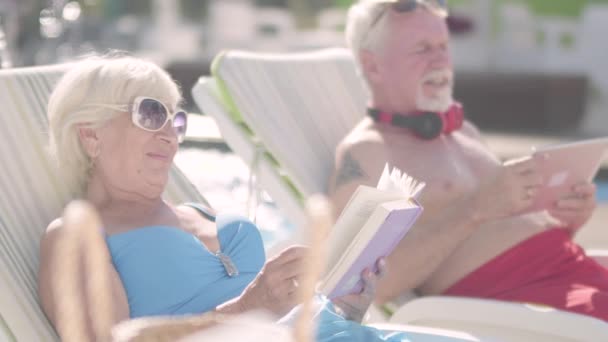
[[389, 296, 608, 341], [587, 249, 608, 268], [192, 77, 308, 227]]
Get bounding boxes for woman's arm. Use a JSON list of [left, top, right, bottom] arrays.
[[38, 218, 131, 341]]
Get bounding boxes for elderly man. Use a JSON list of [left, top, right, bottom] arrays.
[[329, 0, 606, 321]]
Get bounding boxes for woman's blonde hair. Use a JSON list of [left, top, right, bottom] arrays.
[[47, 54, 182, 196]]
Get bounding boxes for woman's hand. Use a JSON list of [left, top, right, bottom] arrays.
[[548, 182, 597, 234], [237, 246, 308, 316], [331, 258, 387, 323]]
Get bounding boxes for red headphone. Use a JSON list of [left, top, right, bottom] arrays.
[[368, 102, 464, 140]]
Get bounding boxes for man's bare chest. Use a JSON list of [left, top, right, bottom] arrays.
[[386, 134, 501, 207]]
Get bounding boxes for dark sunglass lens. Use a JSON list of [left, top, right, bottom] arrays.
[[138, 98, 168, 130], [173, 111, 188, 138], [393, 0, 418, 12]]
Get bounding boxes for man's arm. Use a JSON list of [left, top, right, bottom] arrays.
[[375, 156, 543, 303], [375, 199, 484, 303]]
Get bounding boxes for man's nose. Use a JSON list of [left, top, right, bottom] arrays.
[[430, 47, 451, 69]]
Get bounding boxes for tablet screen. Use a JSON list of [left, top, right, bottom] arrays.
[[527, 137, 608, 212]]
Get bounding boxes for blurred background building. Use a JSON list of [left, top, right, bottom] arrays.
[[0, 0, 607, 136], [0, 0, 606, 249]]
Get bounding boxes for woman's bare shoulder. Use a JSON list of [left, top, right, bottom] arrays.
[[40, 217, 63, 262], [41, 218, 64, 245]]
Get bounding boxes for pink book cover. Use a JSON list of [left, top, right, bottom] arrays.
[[326, 204, 423, 299]]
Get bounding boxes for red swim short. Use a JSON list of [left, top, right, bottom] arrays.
[[444, 228, 608, 322]]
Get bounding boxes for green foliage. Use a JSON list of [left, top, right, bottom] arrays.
[[334, 0, 608, 17], [498, 0, 608, 18], [334, 0, 355, 8], [256, 0, 289, 7], [500, 0, 584, 18]]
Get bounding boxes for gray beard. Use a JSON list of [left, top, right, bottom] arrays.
[[416, 87, 453, 112]]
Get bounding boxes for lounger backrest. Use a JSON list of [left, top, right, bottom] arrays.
[[0, 64, 206, 341], [211, 48, 368, 198]]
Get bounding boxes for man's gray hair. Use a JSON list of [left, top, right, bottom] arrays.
[[345, 0, 448, 67], [345, 0, 390, 66]]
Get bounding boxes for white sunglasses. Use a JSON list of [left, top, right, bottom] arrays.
[[87, 96, 188, 143]]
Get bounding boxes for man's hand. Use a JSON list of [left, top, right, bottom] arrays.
[[469, 157, 543, 222], [331, 258, 387, 323], [548, 182, 597, 233]]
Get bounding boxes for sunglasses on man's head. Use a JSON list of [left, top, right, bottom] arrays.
[[369, 0, 448, 28], [88, 96, 188, 143], [385, 0, 446, 12]]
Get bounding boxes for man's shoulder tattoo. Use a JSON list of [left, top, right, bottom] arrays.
[[334, 152, 367, 189]]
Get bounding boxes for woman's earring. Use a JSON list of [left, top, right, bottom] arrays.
[[88, 145, 101, 174], [93, 145, 101, 159]]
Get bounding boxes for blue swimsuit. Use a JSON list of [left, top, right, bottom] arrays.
[[106, 204, 265, 318], [106, 204, 464, 342]]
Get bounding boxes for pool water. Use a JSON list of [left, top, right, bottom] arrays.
[[175, 148, 295, 249], [597, 181, 608, 202]]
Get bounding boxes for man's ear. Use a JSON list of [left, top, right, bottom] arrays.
[[359, 49, 382, 85], [78, 125, 101, 158]]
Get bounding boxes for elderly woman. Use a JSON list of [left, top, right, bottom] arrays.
[[36, 57, 462, 342]]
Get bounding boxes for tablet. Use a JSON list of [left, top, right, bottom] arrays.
[[529, 137, 608, 212]]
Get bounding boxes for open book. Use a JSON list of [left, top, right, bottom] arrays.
[[319, 165, 425, 299]]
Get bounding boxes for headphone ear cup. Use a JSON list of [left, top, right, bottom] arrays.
[[417, 113, 444, 140], [442, 102, 464, 134], [393, 112, 444, 140]]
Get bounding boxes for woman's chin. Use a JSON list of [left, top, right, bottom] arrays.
[[141, 186, 166, 200], [140, 175, 170, 197], [144, 158, 174, 173]]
